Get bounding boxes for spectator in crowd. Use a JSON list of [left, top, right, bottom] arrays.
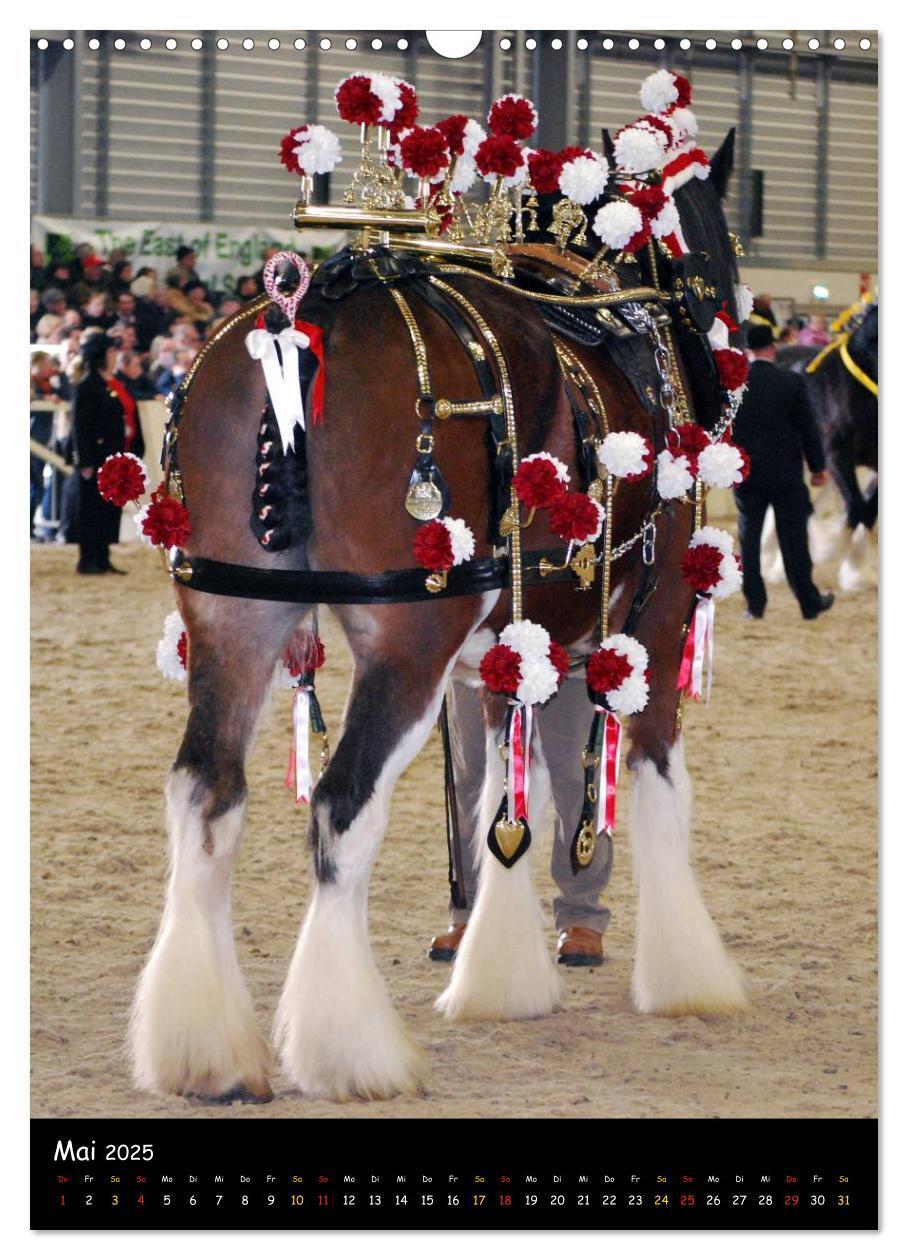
[[30, 245, 46, 288], [115, 349, 161, 404], [40, 287, 68, 320], [166, 244, 201, 291], [167, 279, 214, 327], [109, 260, 134, 297], [30, 350, 63, 538], [80, 291, 114, 330], [154, 346, 196, 397], [748, 292, 779, 338], [35, 313, 65, 344], [30, 289, 42, 339], [71, 332, 127, 575], [234, 274, 261, 301], [218, 297, 242, 319], [69, 254, 109, 306], [797, 314, 831, 347], [732, 324, 833, 621]]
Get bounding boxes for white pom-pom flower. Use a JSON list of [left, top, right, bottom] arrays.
[[156, 610, 188, 682], [516, 656, 560, 707], [592, 200, 644, 250], [656, 448, 694, 500], [736, 283, 755, 322], [707, 317, 730, 351], [462, 118, 486, 157], [651, 196, 681, 240], [501, 618, 551, 660], [558, 153, 609, 206], [606, 632, 649, 674], [597, 430, 652, 479], [296, 124, 343, 175], [133, 502, 153, 547], [640, 68, 680, 115], [369, 72, 403, 123], [670, 106, 699, 141], [449, 155, 479, 195], [614, 123, 667, 174], [441, 516, 475, 566], [697, 442, 748, 489]]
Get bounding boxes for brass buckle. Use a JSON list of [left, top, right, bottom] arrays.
[[415, 432, 435, 455]]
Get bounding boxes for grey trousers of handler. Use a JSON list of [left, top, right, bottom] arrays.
[[447, 675, 613, 934]]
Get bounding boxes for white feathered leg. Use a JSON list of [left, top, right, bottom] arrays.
[[838, 523, 874, 591], [630, 739, 747, 1016], [274, 699, 438, 1101], [436, 730, 561, 1022], [760, 508, 786, 586], [130, 770, 271, 1099]]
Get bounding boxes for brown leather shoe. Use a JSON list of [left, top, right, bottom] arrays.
[[557, 926, 604, 968], [428, 922, 467, 963]]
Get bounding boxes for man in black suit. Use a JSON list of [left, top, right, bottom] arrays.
[[732, 324, 834, 620]]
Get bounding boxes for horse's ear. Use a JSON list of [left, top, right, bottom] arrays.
[[710, 127, 735, 199], [601, 128, 616, 166]]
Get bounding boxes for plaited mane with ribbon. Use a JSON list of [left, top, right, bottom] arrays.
[[106, 65, 753, 881]]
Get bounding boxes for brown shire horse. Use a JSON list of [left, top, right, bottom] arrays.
[[130, 135, 748, 1104]]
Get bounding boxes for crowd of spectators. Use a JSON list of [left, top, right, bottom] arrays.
[[30, 239, 308, 540]]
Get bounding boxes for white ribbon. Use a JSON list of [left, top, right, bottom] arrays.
[[690, 595, 715, 703], [245, 326, 311, 453], [290, 686, 313, 805]]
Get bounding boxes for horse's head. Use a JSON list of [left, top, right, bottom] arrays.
[[671, 128, 742, 338]]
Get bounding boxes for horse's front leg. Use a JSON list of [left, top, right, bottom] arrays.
[[275, 602, 489, 1101], [131, 592, 305, 1102]]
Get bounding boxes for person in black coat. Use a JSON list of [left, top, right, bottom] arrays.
[[732, 324, 834, 620], [71, 332, 127, 575]]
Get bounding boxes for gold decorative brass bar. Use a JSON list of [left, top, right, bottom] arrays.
[[292, 202, 431, 233]]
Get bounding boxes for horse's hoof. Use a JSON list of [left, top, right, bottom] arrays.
[[182, 1079, 274, 1106]]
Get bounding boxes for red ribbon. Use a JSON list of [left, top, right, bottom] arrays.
[[255, 314, 326, 424], [509, 705, 530, 822], [597, 710, 623, 835], [677, 616, 698, 695]]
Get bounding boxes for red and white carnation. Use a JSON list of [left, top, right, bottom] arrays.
[[462, 118, 486, 157], [134, 482, 191, 549], [277, 629, 326, 688], [592, 199, 644, 251], [487, 94, 538, 141], [697, 441, 749, 489], [499, 619, 560, 705], [97, 452, 149, 507], [650, 195, 681, 240], [586, 632, 649, 715], [685, 526, 742, 599], [400, 125, 451, 179], [475, 134, 525, 181], [156, 610, 188, 682], [558, 152, 609, 205], [391, 79, 420, 133], [412, 516, 475, 571], [656, 448, 695, 500], [714, 347, 750, 393], [335, 72, 401, 126], [513, 451, 570, 509], [596, 431, 653, 481], [449, 156, 479, 195]]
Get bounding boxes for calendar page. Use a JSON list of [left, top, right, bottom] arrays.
[[28, 18, 878, 1233]]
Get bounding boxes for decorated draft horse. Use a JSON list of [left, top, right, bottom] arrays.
[[778, 299, 878, 531], [109, 70, 754, 1103]]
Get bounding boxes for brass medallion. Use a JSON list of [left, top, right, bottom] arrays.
[[575, 819, 596, 868], [405, 478, 443, 521]]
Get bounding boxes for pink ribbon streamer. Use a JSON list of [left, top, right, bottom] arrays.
[[507, 703, 533, 823], [677, 595, 715, 702], [284, 686, 313, 805], [595, 709, 623, 835]]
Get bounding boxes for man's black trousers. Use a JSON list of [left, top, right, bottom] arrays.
[[734, 477, 823, 617]]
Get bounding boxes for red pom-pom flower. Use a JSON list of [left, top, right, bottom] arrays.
[[527, 148, 565, 195], [413, 516, 475, 572], [136, 483, 191, 549], [279, 128, 307, 174], [391, 81, 420, 134], [714, 347, 750, 392], [670, 423, 711, 468], [548, 641, 571, 684], [549, 492, 605, 545], [400, 126, 451, 179], [480, 643, 523, 694], [586, 647, 633, 695], [488, 94, 538, 140], [283, 629, 326, 678], [97, 452, 149, 507], [681, 543, 724, 592], [475, 134, 524, 179], [627, 185, 669, 220], [335, 75, 383, 126], [513, 452, 570, 509]]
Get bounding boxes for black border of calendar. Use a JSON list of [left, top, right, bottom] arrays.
[[31, 1117, 878, 1230]]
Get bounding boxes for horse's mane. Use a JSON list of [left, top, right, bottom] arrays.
[[852, 302, 878, 361]]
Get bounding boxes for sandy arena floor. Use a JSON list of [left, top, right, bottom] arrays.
[[30, 529, 877, 1120]]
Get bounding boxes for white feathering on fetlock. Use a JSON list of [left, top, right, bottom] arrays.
[[630, 741, 748, 1016], [130, 771, 272, 1100], [436, 736, 561, 1022]]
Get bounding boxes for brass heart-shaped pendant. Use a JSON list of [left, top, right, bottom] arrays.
[[494, 817, 525, 860]]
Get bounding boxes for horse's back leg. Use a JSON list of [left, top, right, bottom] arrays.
[[130, 591, 305, 1101], [275, 599, 492, 1100]]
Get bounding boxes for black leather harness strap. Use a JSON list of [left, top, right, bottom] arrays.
[[169, 547, 582, 605]]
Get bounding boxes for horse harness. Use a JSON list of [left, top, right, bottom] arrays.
[[163, 243, 707, 611], [805, 298, 878, 398]]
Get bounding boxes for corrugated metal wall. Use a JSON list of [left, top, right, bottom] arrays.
[[30, 30, 878, 269]]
